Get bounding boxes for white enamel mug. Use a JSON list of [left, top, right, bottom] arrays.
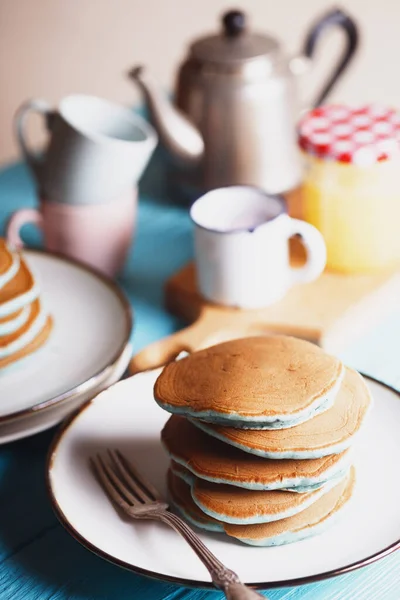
[[191, 186, 327, 309]]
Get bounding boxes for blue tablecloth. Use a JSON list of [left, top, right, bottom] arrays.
[[0, 159, 400, 599]]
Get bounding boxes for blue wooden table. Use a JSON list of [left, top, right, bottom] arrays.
[[0, 158, 399, 599]]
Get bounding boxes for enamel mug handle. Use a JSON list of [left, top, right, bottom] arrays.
[[6, 208, 43, 249], [224, 582, 266, 599], [14, 99, 55, 185], [286, 217, 326, 285]]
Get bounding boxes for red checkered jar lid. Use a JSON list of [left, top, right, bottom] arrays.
[[298, 104, 400, 165]]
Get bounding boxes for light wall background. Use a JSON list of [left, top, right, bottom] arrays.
[[0, 0, 398, 164]]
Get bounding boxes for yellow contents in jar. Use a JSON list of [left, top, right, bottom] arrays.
[[302, 155, 400, 273]]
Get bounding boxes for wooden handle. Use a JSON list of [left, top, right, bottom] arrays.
[[129, 328, 193, 375], [129, 310, 264, 375], [129, 317, 217, 375]]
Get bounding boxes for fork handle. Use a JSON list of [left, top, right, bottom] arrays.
[[224, 582, 267, 599], [158, 512, 266, 599]]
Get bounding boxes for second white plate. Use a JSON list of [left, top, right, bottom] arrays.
[[0, 250, 132, 441]]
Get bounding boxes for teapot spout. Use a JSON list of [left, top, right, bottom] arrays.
[[128, 66, 204, 166]]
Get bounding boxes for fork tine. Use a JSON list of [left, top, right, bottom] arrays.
[[90, 456, 132, 511], [107, 449, 149, 503], [94, 453, 141, 506], [115, 449, 161, 501]]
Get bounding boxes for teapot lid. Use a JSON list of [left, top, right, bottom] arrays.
[[189, 10, 281, 66]]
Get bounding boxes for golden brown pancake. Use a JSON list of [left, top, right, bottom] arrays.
[[170, 459, 195, 482], [0, 254, 38, 316], [0, 239, 14, 276], [168, 468, 355, 545], [0, 308, 24, 325], [190, 472, 339, 524], [162, 415, 350, 491], [167, 469, 222, 531], [154, 336, 343, 427], [0, 316, 53, 369], [224, 468, 355, 544], [194, 368, 371, 459], [0, 299, 40, 347], [0, 242, 52, 369]]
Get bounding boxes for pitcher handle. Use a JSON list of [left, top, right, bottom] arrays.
[[285, 218, 326, 286], [14, 99, 55, 185], [302, 8, 359, 107], [6, 208, 43, 249]]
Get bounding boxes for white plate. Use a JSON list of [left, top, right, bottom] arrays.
[[0, 342, 132, 444], [0, 250, 132, 443], [47, 369, 400, 589]]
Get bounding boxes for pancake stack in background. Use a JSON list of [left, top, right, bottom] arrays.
[[0, 239, 53, 370], [154, 336, 372, 546]]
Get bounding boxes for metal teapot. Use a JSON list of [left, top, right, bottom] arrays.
[[129, 8, 358, 198]]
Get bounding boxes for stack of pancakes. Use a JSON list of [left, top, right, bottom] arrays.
[[0, 240, 52, 370], [155, 336, 371, 546]]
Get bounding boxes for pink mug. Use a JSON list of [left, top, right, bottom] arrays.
[[6, 190, 136, 277]]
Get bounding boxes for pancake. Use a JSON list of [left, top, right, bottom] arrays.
[[224, 467, 355, 546], [0, 305, 31, 335], [191, 473, 340, 525], [0, 299, 47, 356], [172, 465, 340, 525], [162, 415, 351, 492], [169, 459, 348, 499], [0, 240, 20, 289], [0, 316, 53, 369], [170, 460, 197, 484], [168, 468, 355, 546], [0, 253, 39, 318], [0, 241, 52, 370], [154, 336, 344, 428], [167, 469, 224, 532], [193, 368, 371, 459]]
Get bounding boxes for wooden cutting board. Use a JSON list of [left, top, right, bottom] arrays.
[[129, 239, 400, 374]]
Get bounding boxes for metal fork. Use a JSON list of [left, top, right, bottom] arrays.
[[91, 449, 266, 599]]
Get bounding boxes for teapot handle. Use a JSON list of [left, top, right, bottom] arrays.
[[303, 8, 359, 107]]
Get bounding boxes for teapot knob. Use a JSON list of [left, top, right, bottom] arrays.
[[222, 10, 246, 37]]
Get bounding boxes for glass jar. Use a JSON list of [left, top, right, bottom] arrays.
[[299, 105, 400, 273]]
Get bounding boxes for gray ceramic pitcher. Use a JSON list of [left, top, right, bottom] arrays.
[[15, 94, 157, 205]]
